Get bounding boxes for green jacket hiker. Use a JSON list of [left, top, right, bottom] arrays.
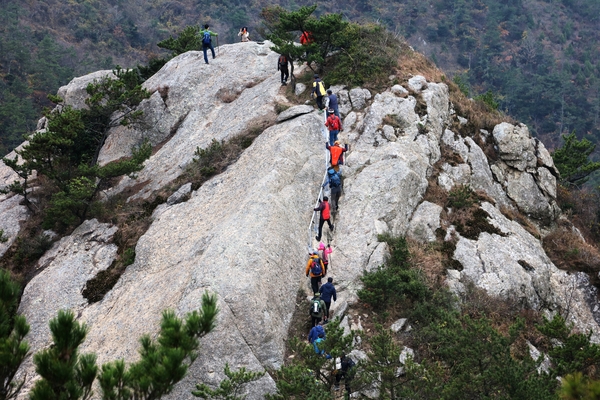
[[199, 24, 218, 64]]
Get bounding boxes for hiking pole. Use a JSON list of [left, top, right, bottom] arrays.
[[217, 35, 220, 57]]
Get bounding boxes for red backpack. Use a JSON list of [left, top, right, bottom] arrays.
[[328, 115, 340, 131]]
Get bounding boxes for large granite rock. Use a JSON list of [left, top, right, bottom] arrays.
[[100, 41, 287, 200], [448, 202, 599, 340], [16, 112, 325, 399], [56, 70, 116, 110], [15, 219, 118, 393]]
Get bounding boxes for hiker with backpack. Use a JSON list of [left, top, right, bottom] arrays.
[[326, 141, 348, 172], [335, 353, 356, 393], [311, 75, 327, 111], [308, 321, 326, 343], [199, 24, 218, 64], [325, 109, 342, 146], [313, 196, 334, 242], [306, 251, 326, 295], [238, 27, 250, 42], [277, 54, 289, 86], [327, 89, 340, 117], [323, 168, 342, 211], [317, 242, 332, 274], [319, 277, 337, 323], [309, 292, 327, 327]]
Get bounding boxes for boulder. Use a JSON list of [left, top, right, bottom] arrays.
[[166, 182, 192, 205], [391, 85, 409, 96], [448, 202, 599, 341], [438, 163, 471, 191], [294, 82, 306, 96], [492, 123, 537, 171], [276, 105, 314, 123], [505, 170, 554, 220], [337, 89, 352, 116], [56, 70, 116, 109], [407, 201, 442, 242], [390, 318, 408, 332], [349, 87, 369, 110], [408, 75, 428, 92]]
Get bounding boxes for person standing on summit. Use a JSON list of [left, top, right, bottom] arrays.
[[199, 24, 218, 64], [312, 75, 326, 111]]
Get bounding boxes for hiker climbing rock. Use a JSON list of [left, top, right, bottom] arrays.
[[309, 292, 327, 327], [319, 277, 337, 323], [317, 242, 332, 274], [326, 141, 348, 172], [311, 75, 326, 111], [327, 89, 340, 117], [200, 24, 218, 64], [335, 353, 356, 393], [323, 168, 342, 211], [325, 109, 342, 146], [238, 27, 250, 42], [314, 196, 334, 242], [306, 251, 326, 295], [277, 54, 289, 86], [308, 321, 326, 343]]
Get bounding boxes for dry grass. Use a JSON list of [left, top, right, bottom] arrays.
[[543, 219, 600, 280], [500, 205, 541, 239], [557, 185, 600, 243], [407, 238, 446, 288]]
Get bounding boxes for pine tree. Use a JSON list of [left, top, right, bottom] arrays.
[[0, 270, 30, 400], [29, 310, 97, 400], [98, 291, 218, 400], [552, 131, 600, 186], [192, 363, 265, 399]]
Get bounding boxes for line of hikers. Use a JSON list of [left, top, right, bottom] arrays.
[[304, 76, 358, 395]]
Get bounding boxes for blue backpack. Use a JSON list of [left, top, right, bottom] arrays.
[[329, 170, 341, 188], [310, 258, 323, 276], [202, 31, 211, 45]]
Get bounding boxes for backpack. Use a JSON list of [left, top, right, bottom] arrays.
[[329, 171, 341, 188], [310, 258, 323, 276], [278, 55, 288, 67], [315, 81, 326, 96], [328, 115, 340, 131], [311, 299, 322, 315], [202, 31, 212, 45]]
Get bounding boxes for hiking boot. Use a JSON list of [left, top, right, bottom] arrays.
[[315, 236, 321, 241], [331, 224, 335, 231]]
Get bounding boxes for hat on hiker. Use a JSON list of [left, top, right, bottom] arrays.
[[328, 109, 334, 114], [318, 242, 325, 250], [334, 140, 340, 145], [314, 74, 319, 78]]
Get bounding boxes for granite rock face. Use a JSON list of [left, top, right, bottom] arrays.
[[6, 57, 600, 400], [100, 41, 287, 200]]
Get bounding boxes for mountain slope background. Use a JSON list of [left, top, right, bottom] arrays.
[[1, 0, 600, 158]]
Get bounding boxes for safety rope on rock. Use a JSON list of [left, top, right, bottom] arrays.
[[307, 110, 331, 253]]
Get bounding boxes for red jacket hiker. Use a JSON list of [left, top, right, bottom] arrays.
[[314, 197, 333, 242]]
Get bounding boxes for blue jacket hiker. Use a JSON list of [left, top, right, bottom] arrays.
[[200, 24, 218, 64], [308, 323, 326, 344], [319, 277, 337, 322]]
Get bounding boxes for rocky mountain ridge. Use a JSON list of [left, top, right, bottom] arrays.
[[1, 41, 599, 399]]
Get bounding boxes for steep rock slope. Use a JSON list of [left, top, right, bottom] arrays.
[[4, 42, 600, 399]]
